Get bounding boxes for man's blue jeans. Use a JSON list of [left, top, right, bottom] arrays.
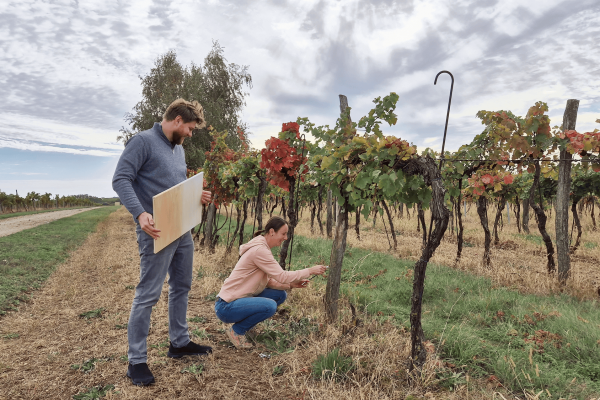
[[214, 289, 287, 335], [128, 225, 194, 364]]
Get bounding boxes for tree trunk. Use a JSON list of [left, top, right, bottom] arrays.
[[355, 206, 361, 240], [389, 156, 449, 372], [372, 201, 378, 227], [238, 200, 249, 249], [226, 204, 242, 255], [477, 197, 492, 267], [279, 178, 297, 269], [281, 197, 287, 219], [556, 99, 579, 283], [269, 197, 278, 218], [324, 204, 349, 323], [522, 198, 530, 234], [256, 173, 267, 230], [493, 196, 506, 245], [449, 198, 455, 237], [570, 201, 583, 254], [529, 162, 556, 273], [381, 200, 397, 250], [203, 202, 217, 253], [417, 203, 426, 248], [455, 180, 464, 263], [310, 200, 316, 233], [398, 203, 404, 219], [591, 200, 597, 231], [515, 201, 521, 233], [326, 189, 333, 239], [317, 186, 324, 235]]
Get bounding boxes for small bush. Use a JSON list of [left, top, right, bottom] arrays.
[[181, 363, 204, 375], [312, 348, 353, 381], [204, 293, 217, 301], [188, 316, 207, 323], [79, 308, 104, 320], [71, 358, 99, 373], [72, 384, 115, 399], [191, 329, 210, 340]]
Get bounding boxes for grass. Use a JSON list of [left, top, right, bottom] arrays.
[[0, 206, 100, 221], [72, 384, 116, 399], [0, 206, 119, 313], [212, 213, 600, 399], [312, 348, 354, 381]]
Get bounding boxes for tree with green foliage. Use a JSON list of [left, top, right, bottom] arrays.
[[118, 41, 252, 170]]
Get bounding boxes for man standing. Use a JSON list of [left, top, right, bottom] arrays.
[[113, 99, 212, 386]]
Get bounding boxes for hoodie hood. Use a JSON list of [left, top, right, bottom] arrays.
[[239, 235, 269, 256]]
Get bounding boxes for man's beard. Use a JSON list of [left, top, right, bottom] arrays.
[[171, 129, 187, 145]]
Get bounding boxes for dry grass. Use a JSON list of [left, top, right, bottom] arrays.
[[292, 204, 600, 301], [0, 207, 521, 399]]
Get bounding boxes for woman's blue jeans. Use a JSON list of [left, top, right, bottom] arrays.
[[128, 225, 194, 364], [214, 289, 287, 335]]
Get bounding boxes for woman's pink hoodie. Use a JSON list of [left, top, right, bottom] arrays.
[[217, 235, 310, 302]]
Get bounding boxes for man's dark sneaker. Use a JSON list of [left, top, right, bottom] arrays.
[[167, 340, 213, 358], [127, 362, 155, 386]]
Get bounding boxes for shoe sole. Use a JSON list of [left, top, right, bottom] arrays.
[[126, 372, 155, 386], [167, 351, 211, 358]]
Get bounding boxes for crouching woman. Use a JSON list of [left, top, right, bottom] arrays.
[[215, 216, 327, 349]]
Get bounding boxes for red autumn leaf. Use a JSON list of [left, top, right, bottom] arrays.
[[481, 174, 493, 185]]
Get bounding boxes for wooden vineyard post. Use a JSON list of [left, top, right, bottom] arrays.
[[324, 94, 352, 322], [324, 205, 349, 323], [556, 99, 579, 284]]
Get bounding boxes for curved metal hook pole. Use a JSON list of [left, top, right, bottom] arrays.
[[434, 70, 454, 170], [426, 71, 454, 245]]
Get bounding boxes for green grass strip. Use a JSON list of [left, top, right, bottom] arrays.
[[0, 206, 99, 221], [210, 215, 600, 399], [0, 206, 119, 314]]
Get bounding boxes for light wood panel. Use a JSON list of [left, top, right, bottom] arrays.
[[152, 172, 204, 253]]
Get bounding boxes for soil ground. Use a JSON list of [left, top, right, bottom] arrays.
[[0, 207, 508, 400]]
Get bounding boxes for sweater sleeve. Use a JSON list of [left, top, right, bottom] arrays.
[[112, 135, 148, 221], [267, 278, 291, 290], [254, 245, 311, 283]]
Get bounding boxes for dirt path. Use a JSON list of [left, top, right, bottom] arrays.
[[0, 208, 104, 238]]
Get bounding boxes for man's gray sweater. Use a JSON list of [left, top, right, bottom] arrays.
[[112, 122, 187, 222]]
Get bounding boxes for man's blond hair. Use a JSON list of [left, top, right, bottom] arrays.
[[163, 99, 206, 129]]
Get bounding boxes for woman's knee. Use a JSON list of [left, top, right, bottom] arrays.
[[277, 290, 287, 306], [264, 299, 278, 317]]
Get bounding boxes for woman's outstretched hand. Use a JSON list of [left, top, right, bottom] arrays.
[[290, 279, 310, 289], [309, 265, 328, 276]]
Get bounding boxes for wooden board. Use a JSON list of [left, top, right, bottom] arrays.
[[152, 172, 204, 253]]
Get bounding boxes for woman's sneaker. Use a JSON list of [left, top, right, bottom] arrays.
[[226, 326, 253, 349]]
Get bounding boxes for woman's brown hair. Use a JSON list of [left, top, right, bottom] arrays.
[[253, 216, 288, 237]]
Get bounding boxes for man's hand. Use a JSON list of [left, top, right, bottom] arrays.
[[201, 190, 212, 205], [290, 279, 310, 289], [138, 212, 161, 240]]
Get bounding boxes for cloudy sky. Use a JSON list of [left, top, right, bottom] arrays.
[[1, 0, 599, 197]]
